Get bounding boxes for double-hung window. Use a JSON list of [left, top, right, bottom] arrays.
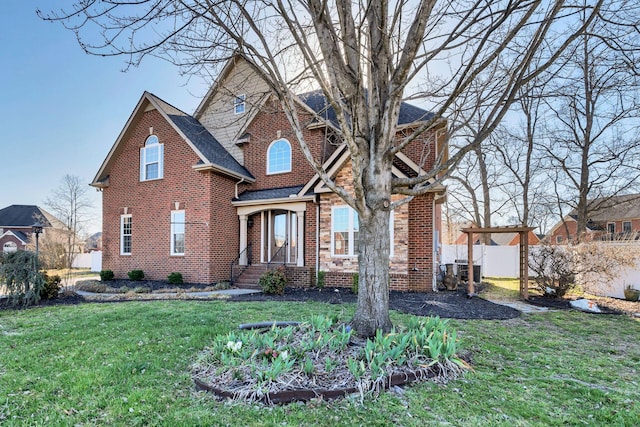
[[234, 94, 246, 114], [121, 215, 132, 255], [140, 135, 164, 181], [331, 206, 394, 257], [623, 221, 632, 233], [171, 210, 185, 255]]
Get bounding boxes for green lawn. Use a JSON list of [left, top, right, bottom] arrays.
[[1, 300, 638, 426]]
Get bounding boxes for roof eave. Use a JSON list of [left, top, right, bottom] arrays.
[[192, 163, 255, 183], [231, 194, 316, 207]]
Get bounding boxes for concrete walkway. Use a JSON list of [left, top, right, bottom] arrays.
[[486, 299, 551, 314]]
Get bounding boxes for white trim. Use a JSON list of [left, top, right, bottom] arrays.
[[140, 135, 164, 181], [623, 221, 632, 233], [330, 206, 394, 257], [234, 199, 312, 212], [607, 222, 616, 234], [170, 210, 185, 256], [120, 214, 132, 255], [266, 139, 292, 175], [0, 230, 28, 244]]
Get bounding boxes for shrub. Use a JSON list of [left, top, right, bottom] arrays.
[[133, 286, 151, 293], [0, 250, 45, 307], [127, 270, 145, 281], [352, 272, 359, 294], [259, 267, 287, 295], [316, 270, 326, 289], [529, 242, 639, 298], [168, 272, 184, 285], [40, 274, 62, 300], [100, 270, 114, 281]]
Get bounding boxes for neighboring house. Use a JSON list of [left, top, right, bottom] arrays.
[[453, 230, 540, 246], [0, 205, 64, 253], [85, 232, 103, 252], [548, 194, 640, 244], [91, 56, 447, 291]]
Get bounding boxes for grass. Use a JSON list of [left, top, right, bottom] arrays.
[[1, 300, 639, 426], [481, 277, 522, 300]]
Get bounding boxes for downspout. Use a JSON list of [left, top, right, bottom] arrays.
[[235, 178, 245, 199], [432, 197, 438, 292], [315, 199, 320, 279]]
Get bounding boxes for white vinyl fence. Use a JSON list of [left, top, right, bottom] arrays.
[[71, 251, 102, 272], [441, 243, 640, 299]]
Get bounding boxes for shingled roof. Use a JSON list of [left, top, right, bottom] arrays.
[[0, 205, 56, 227], [569, 194, 640, 222], [298, 90, 435, 128]]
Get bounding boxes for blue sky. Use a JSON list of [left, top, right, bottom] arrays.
[[1, 1, 208, 235]]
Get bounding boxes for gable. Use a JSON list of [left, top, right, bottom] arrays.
[[0, 230, 28, 244], [92, 92, 253, 188], [194, 56, 272, 165], [298, 145, 446, 197]]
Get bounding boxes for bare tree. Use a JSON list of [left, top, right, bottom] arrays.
[[45, 175, 93, 274], [40, 0, 616, 335], [541, 10, 640, 240]]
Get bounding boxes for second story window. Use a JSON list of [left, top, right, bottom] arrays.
[[140, 135, 164, 181], [267, 139, 292, 174], [234, 94, 246, 114]]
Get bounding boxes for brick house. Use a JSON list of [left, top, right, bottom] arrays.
[[91, 56, 447, 291], [548, 194, 640, 244], [0, 205, 64, 253]]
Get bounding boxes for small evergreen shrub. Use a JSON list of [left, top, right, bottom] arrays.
[[40, 274, 62, 300], [351, 272, 359, 294], [100, 270, 115, 281], [316, 270, 326, 289], [127, 270, 145, 281], [0, 250, 45, 306], [168, 272, 184, 285], [259, 267, 287, 295]]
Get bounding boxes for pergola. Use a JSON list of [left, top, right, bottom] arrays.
[[460, 226, 536, 300]]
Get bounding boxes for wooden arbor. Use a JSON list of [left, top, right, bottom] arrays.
[[460, 226, 536, 300]]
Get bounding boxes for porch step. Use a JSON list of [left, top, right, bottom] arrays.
[[234, 264, 268, 289]]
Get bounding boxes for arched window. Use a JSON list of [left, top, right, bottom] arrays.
[[140, 135, 164, 181], [3, 241, 17, 253], [266, 139, 291, 174]]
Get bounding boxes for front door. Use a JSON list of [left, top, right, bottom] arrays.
[[264, 210, 297, 264]]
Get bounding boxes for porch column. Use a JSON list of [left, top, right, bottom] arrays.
[[296, 210, 304, 266], [239, 214, 248, 265]]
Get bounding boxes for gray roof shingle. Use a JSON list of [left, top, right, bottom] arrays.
[[236, 186, 305, 202], [0, 205, 53, 227], [166, 114, 254, 180], [298, 90, 434, 128]]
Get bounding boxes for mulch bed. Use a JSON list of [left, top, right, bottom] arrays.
[[5, 279, 637, 318], [227, 286, 522, 320]]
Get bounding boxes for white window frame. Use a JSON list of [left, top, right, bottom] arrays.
[[331, 206, 394, 257], [140, 135, 164, 181], [234, 94, 246, 114], [120, 214, 132, 255], [266, 139, 292, 175], [607, 222, 616, 234], [170, 210, 185, 256], [556, 235, 563, 244], [3, 241, 17, 253], [623, 221, 632, 233]]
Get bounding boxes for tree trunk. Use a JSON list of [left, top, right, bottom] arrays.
[[351, 203, 393, 337]]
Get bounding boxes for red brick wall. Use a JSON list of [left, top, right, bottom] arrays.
[[408, 194, 435, 292], [0, 228, 29, 251], [240, 99, 337, 191], [101, 108, 237, 283]]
